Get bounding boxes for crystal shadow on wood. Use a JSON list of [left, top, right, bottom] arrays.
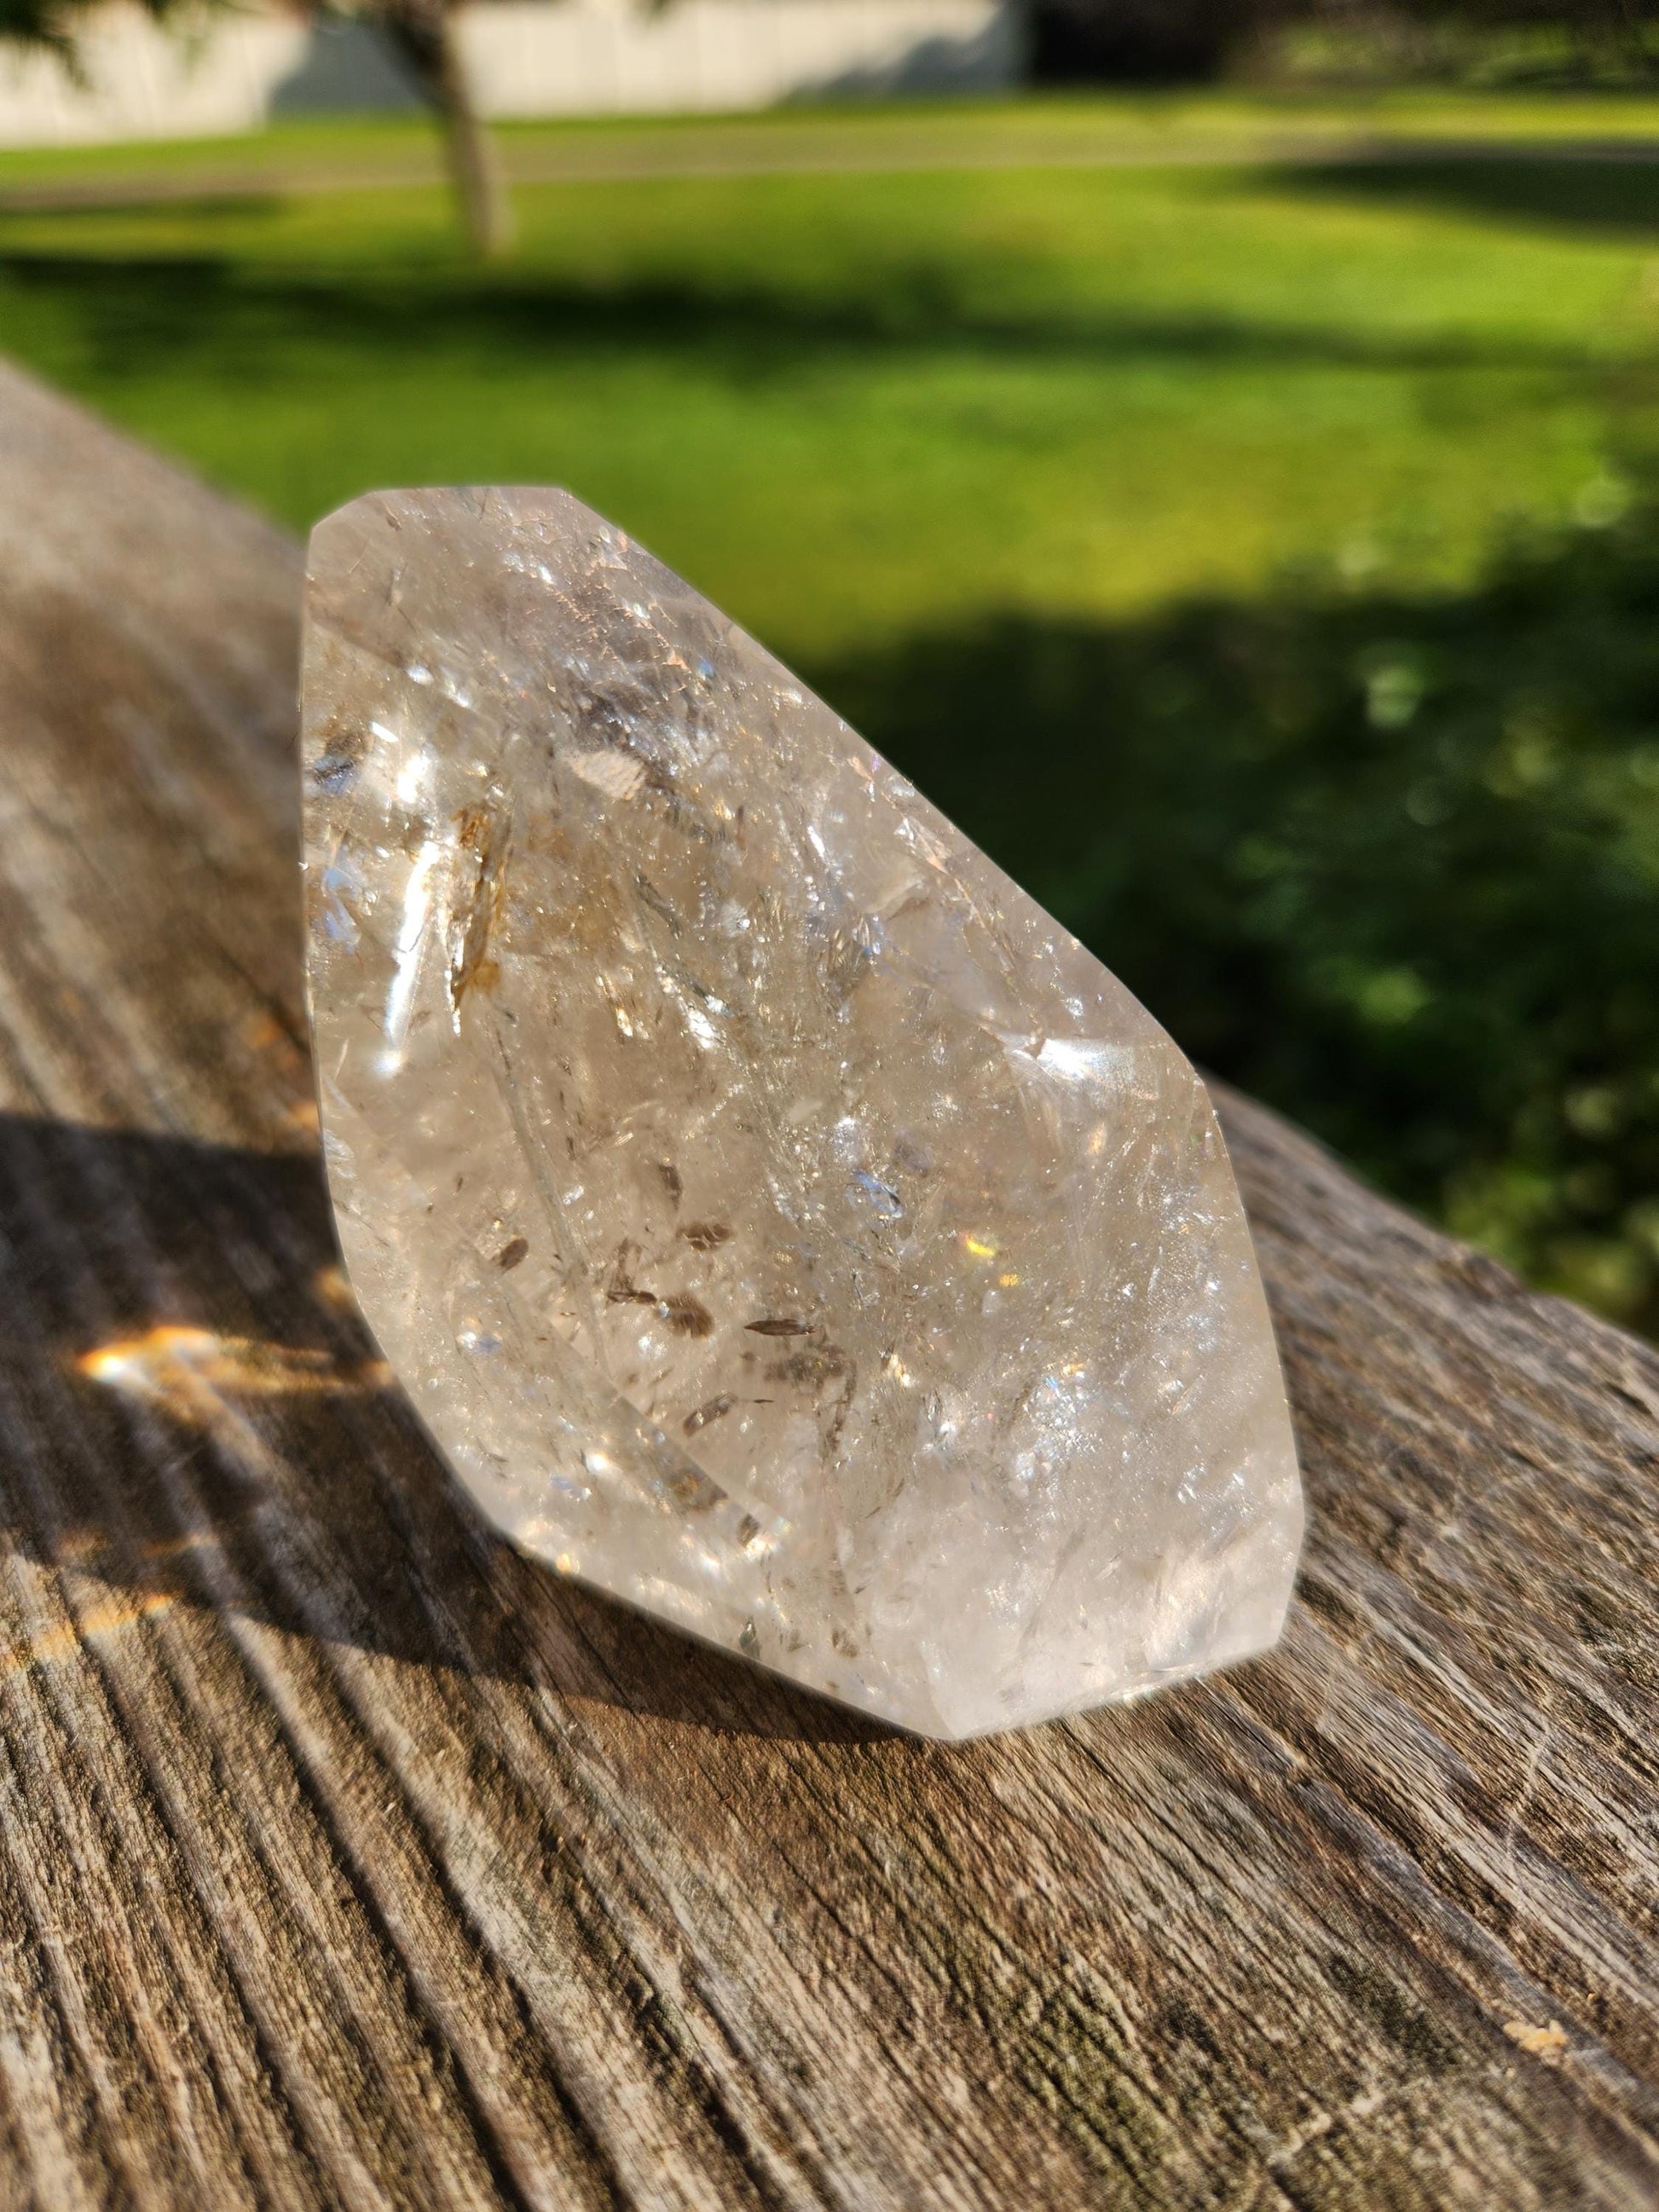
[[300, 488, 1303, 1739], [12, 1111, 890, 1741]]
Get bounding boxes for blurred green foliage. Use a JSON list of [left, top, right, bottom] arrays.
[[823, 495, 1659, 1328], [3, 101, 1658, 1319], [0, 0, 210, 70]]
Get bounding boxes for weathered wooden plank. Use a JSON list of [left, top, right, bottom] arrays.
[[0, 356, 1654, 2209]]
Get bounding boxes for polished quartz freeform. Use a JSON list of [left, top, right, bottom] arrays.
[[300, 488, 1302, 1739]]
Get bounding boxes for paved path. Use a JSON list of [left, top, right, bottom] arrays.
[[2, 121, 1657, 211]]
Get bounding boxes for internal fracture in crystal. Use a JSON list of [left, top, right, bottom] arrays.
[[300, 488, 1303, 1738]]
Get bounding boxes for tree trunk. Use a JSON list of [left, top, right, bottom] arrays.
[[381, 0, 514, 260]]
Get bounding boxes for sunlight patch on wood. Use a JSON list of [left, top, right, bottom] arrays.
[[77, 1325, 391, 1424], [1, 1591, 179, 1683]]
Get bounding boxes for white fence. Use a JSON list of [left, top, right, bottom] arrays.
[[0, 0, 1021, 147]]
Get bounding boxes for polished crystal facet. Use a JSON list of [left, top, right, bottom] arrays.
[[300, 489, 1302, 1738]]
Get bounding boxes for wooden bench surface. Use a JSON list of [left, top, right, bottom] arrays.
[[0, 360, 1655, 2209]]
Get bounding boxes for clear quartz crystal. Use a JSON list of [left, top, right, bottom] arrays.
[[300, 488, 1302, 1739]]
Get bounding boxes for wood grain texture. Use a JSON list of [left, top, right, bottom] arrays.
[[0, 356, 1654, 2211]]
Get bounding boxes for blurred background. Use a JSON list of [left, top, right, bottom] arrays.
[[3, 0, 1657, 1325]]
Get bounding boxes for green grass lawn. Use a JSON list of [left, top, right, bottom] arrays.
[[4, 94, 1659, 1322], [3, 97, 1657, 658]]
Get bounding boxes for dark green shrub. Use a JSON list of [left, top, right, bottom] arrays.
[[818, 498, 1659, 1328]]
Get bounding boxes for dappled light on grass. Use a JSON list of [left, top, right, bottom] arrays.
[[0, 144, 1653, 656]]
